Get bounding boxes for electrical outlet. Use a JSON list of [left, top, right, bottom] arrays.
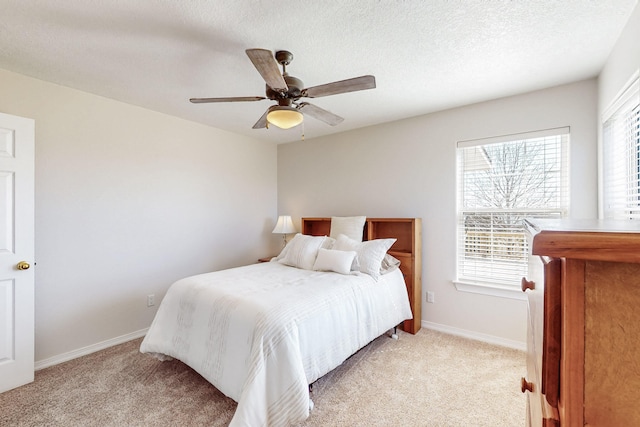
[[426, 291, 435, 303], [147, 294, 155, 307]]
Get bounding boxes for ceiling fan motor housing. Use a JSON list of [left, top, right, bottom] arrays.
[[266, 74, 303, 100]]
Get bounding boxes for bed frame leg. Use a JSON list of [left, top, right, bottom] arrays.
[[390, 326, 398, 340], [308, 383, 315, 411]]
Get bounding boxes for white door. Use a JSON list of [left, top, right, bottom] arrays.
[[0, 112, 35, 393]]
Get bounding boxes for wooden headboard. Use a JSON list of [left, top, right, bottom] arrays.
[[301, 217, 422, 334]]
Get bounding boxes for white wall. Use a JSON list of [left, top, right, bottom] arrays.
[[0, 69, 279, 362], [598, 3, 640, 215], [1, 0, 634, 362], [278, 79, 598, 347], [599, 4, 640, 112]]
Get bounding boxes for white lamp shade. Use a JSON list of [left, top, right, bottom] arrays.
[[272, 215, 297, 234]]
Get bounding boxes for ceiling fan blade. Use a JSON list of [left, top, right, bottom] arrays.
[[298, 102, 344, 126], [246, 49, 288, 92], [302, 75, 376, 98], [190, 96, 266, 103], [252, 107, 271, 129]]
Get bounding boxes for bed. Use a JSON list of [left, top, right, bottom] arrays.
[[140, 217, 421, 426]]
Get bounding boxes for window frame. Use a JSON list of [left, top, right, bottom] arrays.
[[454, 128, 570, 298], [602, 72, 640, 220]]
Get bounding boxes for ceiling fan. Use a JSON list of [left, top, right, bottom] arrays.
[[190, 49, 376, 130]]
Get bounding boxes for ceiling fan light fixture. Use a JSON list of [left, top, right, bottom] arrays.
[[267, 106, 303, 129]]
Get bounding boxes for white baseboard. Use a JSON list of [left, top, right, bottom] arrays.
[[422, 320, 526, 351], [35, 328, 149, 371], [34, 323, 524, 371]]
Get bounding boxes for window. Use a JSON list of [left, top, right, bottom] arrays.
[[603, 74, 640, 220], [456, 128, 570, 289]]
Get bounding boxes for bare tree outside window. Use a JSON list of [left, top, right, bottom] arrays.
[[457, 133, 569, 287]]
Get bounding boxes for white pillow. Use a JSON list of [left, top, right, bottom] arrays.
[[279, 233, 326, 270], [332, 234, 360, 271], [274, 240, 291, 261], [312, 248, 357, 275], [356, 238, 397, 280], [329, 216, 366, 242], [380, 253, 401, 275], [321, 236, 336, 250], [333, 234, 397, 280]]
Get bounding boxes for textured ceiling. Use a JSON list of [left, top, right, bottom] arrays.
[[0, 1, 637, 143]]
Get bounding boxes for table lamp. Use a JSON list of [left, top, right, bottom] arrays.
[[272, 215, 296, 248]]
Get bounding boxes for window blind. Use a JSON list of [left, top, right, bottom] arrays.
[[456, 130, 570, 287], [603, 75, 640, 220]]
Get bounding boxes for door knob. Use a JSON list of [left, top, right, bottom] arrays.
[[16, 261, 30, 270]]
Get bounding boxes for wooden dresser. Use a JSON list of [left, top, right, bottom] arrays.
[[301, 217, 422, 334], [523, 219, 640, 426]]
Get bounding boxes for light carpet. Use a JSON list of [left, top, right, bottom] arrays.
[[0, 329, 526, 426]]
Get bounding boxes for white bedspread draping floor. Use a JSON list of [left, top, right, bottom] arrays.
[[140, 262, 412, 426]]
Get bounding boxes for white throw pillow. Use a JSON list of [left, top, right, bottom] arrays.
[[333, 234, 397, 280], [332, 234, 361, 271], [279, 233, 326, 270], [313, 248, 357, 275], [380, 253, 401, 275], [321, 236, 336, 250], [329, 216, 366, 242], [274, 239, 291, 261], [356, 238, 397, 280]]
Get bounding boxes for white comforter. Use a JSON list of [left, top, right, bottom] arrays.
[[140, 261, 412, 426]]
